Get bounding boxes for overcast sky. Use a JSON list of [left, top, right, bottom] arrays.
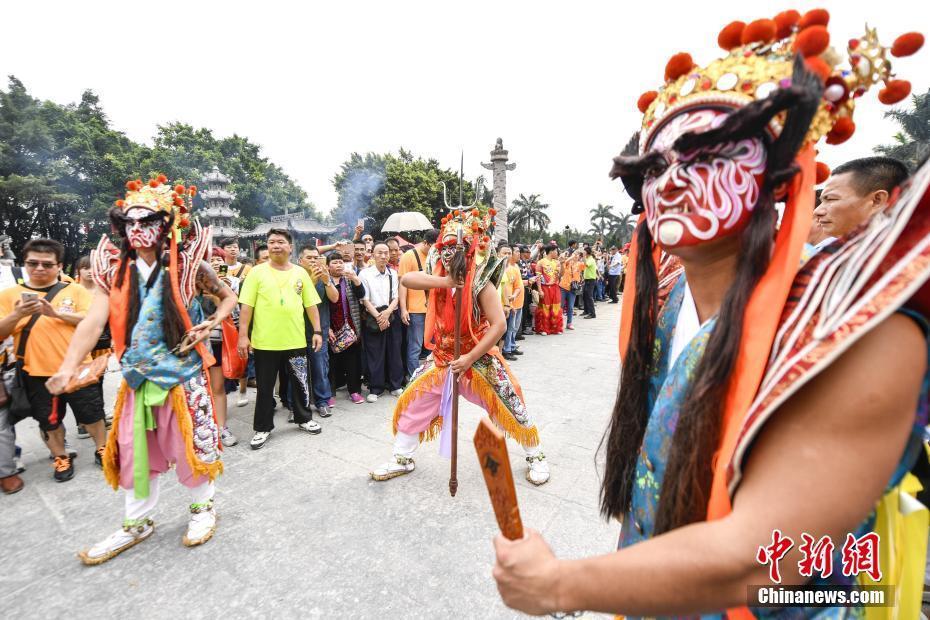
[[3, 0, 928, 230]]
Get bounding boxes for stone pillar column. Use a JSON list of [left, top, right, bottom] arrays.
[[481, 138, 516, 245]]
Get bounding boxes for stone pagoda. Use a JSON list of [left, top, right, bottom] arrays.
[[200, 166, 240, 241]]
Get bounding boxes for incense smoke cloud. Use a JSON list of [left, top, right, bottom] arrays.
[[340, 167, 384, 227]]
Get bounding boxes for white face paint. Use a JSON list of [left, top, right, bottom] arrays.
[[439, 234, 458, 270], [124, 207, 163, 249], [642, 109, 768, 249]]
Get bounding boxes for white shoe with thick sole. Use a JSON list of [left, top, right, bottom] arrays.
[[370, 456, 415, 481], [182, 500, 216, 547], [366, 393, 379, 403], [236, 396, 249, 407], [221, 427, 238, 447], [525, 453, 551, 486], [250, 431, 271, 450], [297, 420, 322, 435], [78, 519, 154, 565]]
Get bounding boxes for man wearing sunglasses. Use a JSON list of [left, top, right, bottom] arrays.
[[0, 238, 107, 484]]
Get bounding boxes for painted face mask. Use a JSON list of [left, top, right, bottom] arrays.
[[440, 235, 459, 270], [642, 109, 767, 248], [124, 207, 164, 249]]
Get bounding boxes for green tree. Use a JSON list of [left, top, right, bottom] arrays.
[[0, 77, 137, 267], [0, 77, 315, 266], [874, 88, 930, 169], [142, 122, 316, 229], [507, 193, 551, 243], [610, 210, 636, 246], [588, 203, 617, 238], [330, 149, 483, 237]]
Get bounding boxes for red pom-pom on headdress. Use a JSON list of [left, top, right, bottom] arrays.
[[891, 32, 924, 57], [718, 21, 746, 50], [114, 199, 125, 207], [741, 19, 777, 45], [188, 185, 197, 196], [798, 8, 829, 30], [174, 184, 185, 194], [156, 174, 168, 184], [637, 91, 658, 113], [489, 208, 497, 216], [815, 161, 831, 184], [125, 180, 136, 191], [148, 179, 159, 188], [804, 56, 832, 82], [826, 117, 855, 144], [664, 52, 694, 81], [878, 79, 912, 104], [773, 10, 801, 39], [793, 25, 830, 56]]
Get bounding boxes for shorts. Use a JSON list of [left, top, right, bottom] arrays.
[[210, 340, 222, 369], [18, 372, 105, 431]]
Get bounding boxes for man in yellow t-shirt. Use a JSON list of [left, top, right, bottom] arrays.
[[398, 229, 437, 377], [237, 229, 323, 450], [0, 239, 106, 482]]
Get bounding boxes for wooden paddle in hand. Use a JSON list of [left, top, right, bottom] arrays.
[[473, 418, 523, 540]]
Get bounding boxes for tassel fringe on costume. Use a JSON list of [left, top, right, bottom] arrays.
[[391, 362, 539, 449], [102, 380, 224, 491]]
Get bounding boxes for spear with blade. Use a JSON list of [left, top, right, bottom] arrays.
[[439, 154, 485, 497], [449, 153, 465, 497]]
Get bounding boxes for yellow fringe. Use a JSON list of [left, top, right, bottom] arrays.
[[169, 386, 224, 483], [392, 365, 446, 441], [390, 360, 539, 448], [101, 381, 223, 490], [469, 370, 539, 448], [102, 380, 129, 490]]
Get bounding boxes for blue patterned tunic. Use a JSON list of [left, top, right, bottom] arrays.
[[618, 276, 928, 619], [120, 268, 203, 390]]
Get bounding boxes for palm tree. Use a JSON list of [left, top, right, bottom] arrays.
[[610, 211, 637, 246], [874, 88, 930, 170], [508, 193, 551, 241], [588, 203, 617, 239]]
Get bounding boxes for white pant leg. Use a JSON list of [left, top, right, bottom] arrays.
[[189, 481, 215, 505], [393, 431, 419, 458], [125, 477, 159, 521]]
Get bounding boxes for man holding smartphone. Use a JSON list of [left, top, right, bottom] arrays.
[[220, 237, 250, 280], [299, 244, 334, 417], [0, 239, 107, 482]]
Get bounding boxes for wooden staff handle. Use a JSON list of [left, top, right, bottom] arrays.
[[449, 276, 463, 497]]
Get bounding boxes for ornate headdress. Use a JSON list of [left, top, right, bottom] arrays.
[[435, 206, 496, 259], [637, 9, 923, 158], [97, 173, 211, 364], [115, 174, 198, 242]]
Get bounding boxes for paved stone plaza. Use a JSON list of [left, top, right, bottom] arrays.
[[3, 303, 620, 618]]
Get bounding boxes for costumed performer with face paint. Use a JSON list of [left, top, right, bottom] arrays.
[[490, 10, 930, 618], [47, 175, 237, 565], [370, 207, 550, 486]]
